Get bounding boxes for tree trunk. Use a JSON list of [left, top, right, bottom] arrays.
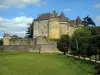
[[63, 51, 66, 55], [79, 54, 80, 58], [99, 54, 100, 61], [89, 56, 91, 61], [84, 49, 86, 60], [95, 55, 97, 63], [84, 54, 85, 60]]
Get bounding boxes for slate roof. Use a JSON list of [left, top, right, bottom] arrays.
[[35, 13, 52, 21], [76, 16, 82, 25], [59, 12, 66, 22]]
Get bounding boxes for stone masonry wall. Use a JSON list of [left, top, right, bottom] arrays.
[[2, 44, 60, 53], [40, 44, 60, 53], [33, 20, 48, 38], [10, 38, 36, 45], [3, 45, 40, 52]]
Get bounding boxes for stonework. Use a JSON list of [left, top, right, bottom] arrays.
[[3, 33, 12, 45], [33, 10, 83, 39], [49, 20, 60, 38], [33, 20, 48, 38], [3, 10, 84, 53]]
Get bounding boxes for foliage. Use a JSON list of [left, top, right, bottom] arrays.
[[72, 27, 92, 38], [71, 27, 92, 56], [91, 35, 100, 60], [95, 64, 100, 74], [0, 38, 3, 45], [88, 27, 97, 35], [83, 16, 96, 26], [71, 26, 100, 61], [57, 35, 70, 55], [26, 23, 33, 38]]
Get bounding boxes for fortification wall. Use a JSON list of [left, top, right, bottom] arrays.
[[2, 45, 40, 52], [36, 36, 57, 44], [3, 36, 12, 45], [49, 20, 60, 39], [59, 22, 69, 36], [2, 44, 60, 53], [10, 38, 36, 45], [69, 27, 76, 37], [34, 20, 48, 38], [40, 44, 60, 53]]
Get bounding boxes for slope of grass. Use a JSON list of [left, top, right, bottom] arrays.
[[0, 51, 96, 75]]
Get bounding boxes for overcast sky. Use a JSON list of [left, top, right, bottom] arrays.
[[0, 0, 100, 38]]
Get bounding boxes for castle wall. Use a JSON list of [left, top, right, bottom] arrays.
[[10, 38, 36, 45], [34, 20, 48, 38], [48, 20, 60, 39], [2, 45, 40, 52], [59, 22, 69, 36], [2, 44, 60, 53], [69, 27, 77, 37], [3, 36, 12, 45], [36, 36, 49, 44], [36, 36, 57, 44], [40, 44, 60, 53]]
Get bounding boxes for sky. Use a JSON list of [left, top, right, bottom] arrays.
[[0, 0, 100, 38]]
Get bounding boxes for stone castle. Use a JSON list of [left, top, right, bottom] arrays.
[[2, 10, 84, 53], [33, 10, 83, 39]]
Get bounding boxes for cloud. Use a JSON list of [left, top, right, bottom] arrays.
[[0, 0, 47, 8], [63, 8, 72, 12], [19, 12, 24, 15], [95, 15, 100, 22], [0, 16, 33, 37], [94, 3, 100, 8]]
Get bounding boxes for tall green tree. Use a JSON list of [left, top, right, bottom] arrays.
[[71, 27, 92, 57], [26, 22, 34, 38], [0, 38, 3, 45], [57, 35, 70, 55], [91, 35, 100, 61]]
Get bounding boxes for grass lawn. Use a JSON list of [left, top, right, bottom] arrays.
[[0, 51, 96, 75]]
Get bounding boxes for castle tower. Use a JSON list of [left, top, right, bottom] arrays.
[[59, 11, 66, 22], [3, 33, 12, 45], [48, 10, 60, 39], [59, 11, 69, 36], [76, 16, 82, 25]]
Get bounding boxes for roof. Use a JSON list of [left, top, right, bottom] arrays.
[[59, 12, 66, 22], [35, 13, 51, 21], [76, 16, 82, 25]]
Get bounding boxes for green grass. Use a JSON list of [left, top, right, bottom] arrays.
[[0, 51, 96, 75]]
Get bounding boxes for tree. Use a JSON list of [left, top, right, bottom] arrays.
[[91, 35, 100, 61], [0, 38, 3, 46], [89, 27, 97, 35], [71, 27, 92, 58], [57, 35, 70, 55], [26, 22, 34, 38], [79, 37, 91, 59]]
